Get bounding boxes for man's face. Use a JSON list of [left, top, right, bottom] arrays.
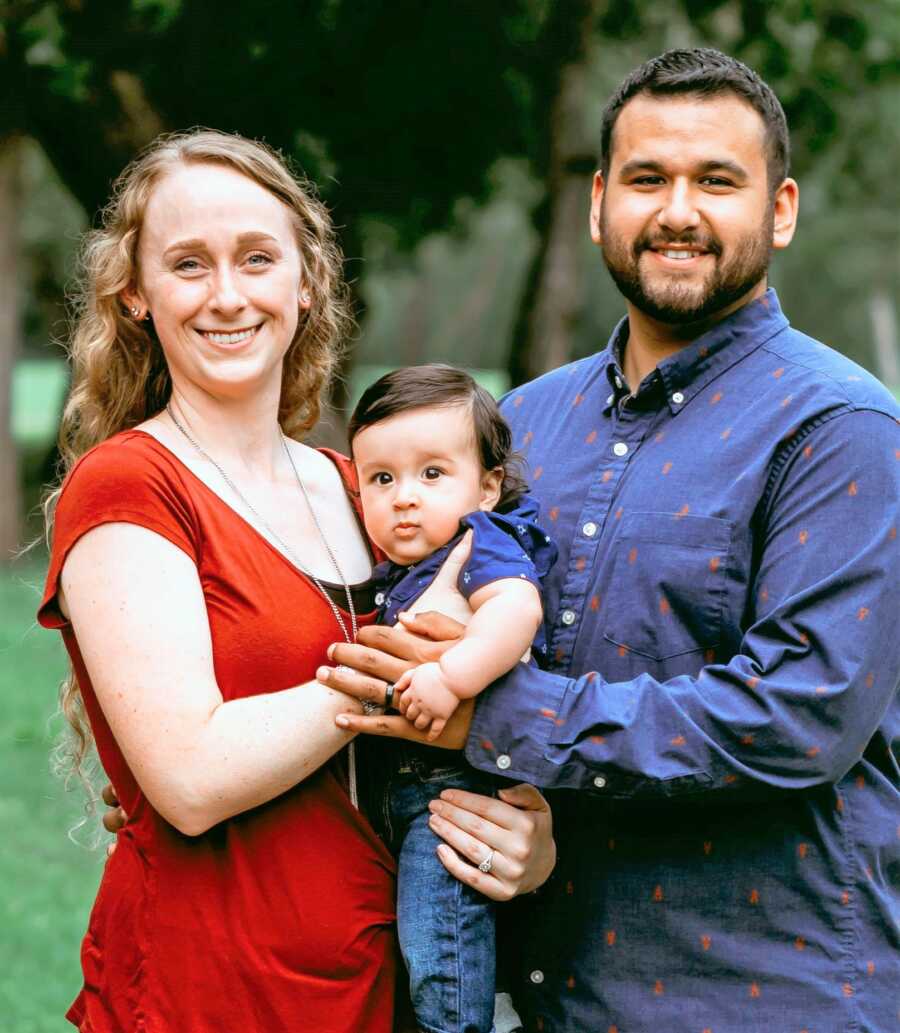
[[592, 93, 782, 326]]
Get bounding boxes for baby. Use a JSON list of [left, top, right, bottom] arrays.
[[349, 363, 557, 1033]]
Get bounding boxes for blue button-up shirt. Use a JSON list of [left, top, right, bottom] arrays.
[[467, 291, 900, 1033]]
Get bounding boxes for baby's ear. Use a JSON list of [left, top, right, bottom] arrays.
[[479, 467, 504, 511]]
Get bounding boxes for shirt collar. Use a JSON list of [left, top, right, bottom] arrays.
[[600, 289, 789, 416]]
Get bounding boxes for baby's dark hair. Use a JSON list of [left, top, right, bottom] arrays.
[[348, 363, 528, 512]]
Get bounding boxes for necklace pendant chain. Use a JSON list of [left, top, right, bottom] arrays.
[[165, 403, 358, 644]]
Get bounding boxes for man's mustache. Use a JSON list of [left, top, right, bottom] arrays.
[[633, 233, 724, 258]]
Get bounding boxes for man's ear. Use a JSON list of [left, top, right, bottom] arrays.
[[771, 177, 799, 251], [479, 467, 504, 511], [589, 170, 605, 246]]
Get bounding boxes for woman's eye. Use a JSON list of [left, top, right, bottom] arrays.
[[175, 258, 202, 272], [423, 467, 442, 480], [246, 252, 273, 266]]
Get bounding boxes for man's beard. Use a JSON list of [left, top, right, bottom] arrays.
[[600, 201, 774, 325]]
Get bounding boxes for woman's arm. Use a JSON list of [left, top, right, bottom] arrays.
[[62, 521, 363, 836]]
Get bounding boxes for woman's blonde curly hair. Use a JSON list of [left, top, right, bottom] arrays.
[[47, 128, 352, 796]]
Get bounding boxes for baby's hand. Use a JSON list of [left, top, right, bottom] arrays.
[[396, 662, 461, 741]]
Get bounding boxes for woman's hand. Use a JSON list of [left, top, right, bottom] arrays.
[[101, 782, 127, 856], [427, 783, 556, 901]]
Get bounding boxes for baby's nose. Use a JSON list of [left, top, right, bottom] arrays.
[[393, 483, 420, 507]]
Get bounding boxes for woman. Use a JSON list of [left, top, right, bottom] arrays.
[[39, 130, 551, 1032]]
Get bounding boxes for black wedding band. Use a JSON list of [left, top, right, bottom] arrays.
[[384, 682, 395, 709]]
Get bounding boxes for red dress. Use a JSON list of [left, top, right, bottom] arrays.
[[39, 430, 399, 1032]]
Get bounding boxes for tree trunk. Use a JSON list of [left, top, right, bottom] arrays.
[[508, 0, 600, 387], [0, 135, 24, 562], [868, 287, 900, 392]]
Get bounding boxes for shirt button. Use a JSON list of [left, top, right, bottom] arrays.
[[613, 442, 628, 457], [530, 970, 545, 984], [593, 775, 607, 789], [561, 609, 576, 626], [374, 592, 385, 606], [672, 391, 685, 404], [614, 375, 623, 389], [583, 522, 597, 537], [496, 754, 512, 770]]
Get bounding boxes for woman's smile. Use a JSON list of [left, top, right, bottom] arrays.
[[196, 323, 264, 348]]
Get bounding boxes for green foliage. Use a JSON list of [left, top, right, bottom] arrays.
[[2, 0, 556, 244]]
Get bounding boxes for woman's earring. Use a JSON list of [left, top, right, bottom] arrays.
[[300, 292, 311, 306], [131, 306, 140, 317]]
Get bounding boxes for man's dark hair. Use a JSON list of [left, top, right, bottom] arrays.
[[348, 363, 528, 511], [600, 48, 790, 190]]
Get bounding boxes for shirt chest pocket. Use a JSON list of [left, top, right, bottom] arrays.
[[603, 512, 734, 661]]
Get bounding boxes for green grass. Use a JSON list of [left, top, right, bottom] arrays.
[[0, 559, 105, 1031]]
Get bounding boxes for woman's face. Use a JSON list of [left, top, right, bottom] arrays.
[[128, 162, 307, 404]]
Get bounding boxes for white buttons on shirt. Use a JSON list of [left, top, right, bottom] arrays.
[[496, 754, 512, 770], [607, 393, 615, 406], [593, 775, 607, 789], [374, 591, 385, 606], [583, 522, 597, 537], [561, 609, 576, 626], [672, 391, 685, 404], [614, 375, 623, 389], [613, 442, 628, 457], [529, 970, 545, 984]]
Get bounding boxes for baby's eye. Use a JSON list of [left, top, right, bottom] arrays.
[[423, 467, 443, 480], [372, 472, 393, 486]]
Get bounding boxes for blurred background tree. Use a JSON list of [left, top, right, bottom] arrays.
[[1, 0, 898, 557]]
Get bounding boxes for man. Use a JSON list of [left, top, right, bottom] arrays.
[[329, 49, 900, 1030]]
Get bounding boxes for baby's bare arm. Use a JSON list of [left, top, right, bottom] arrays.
[[438, 578, 543, 700]]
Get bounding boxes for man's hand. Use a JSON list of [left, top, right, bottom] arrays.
[[334, 697, 475, 750], [394, 661, 460, 739], [317, 610, 466, 707], [317, 531, 472, 706]]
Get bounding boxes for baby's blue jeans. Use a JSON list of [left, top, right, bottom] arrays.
[[374, 750, 498, 1033]]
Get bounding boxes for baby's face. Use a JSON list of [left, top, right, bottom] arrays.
[[354, 404, 502, 565]]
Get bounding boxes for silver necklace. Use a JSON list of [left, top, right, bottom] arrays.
[[165, 402, 366, 810], [165, 403, 358, 644]]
